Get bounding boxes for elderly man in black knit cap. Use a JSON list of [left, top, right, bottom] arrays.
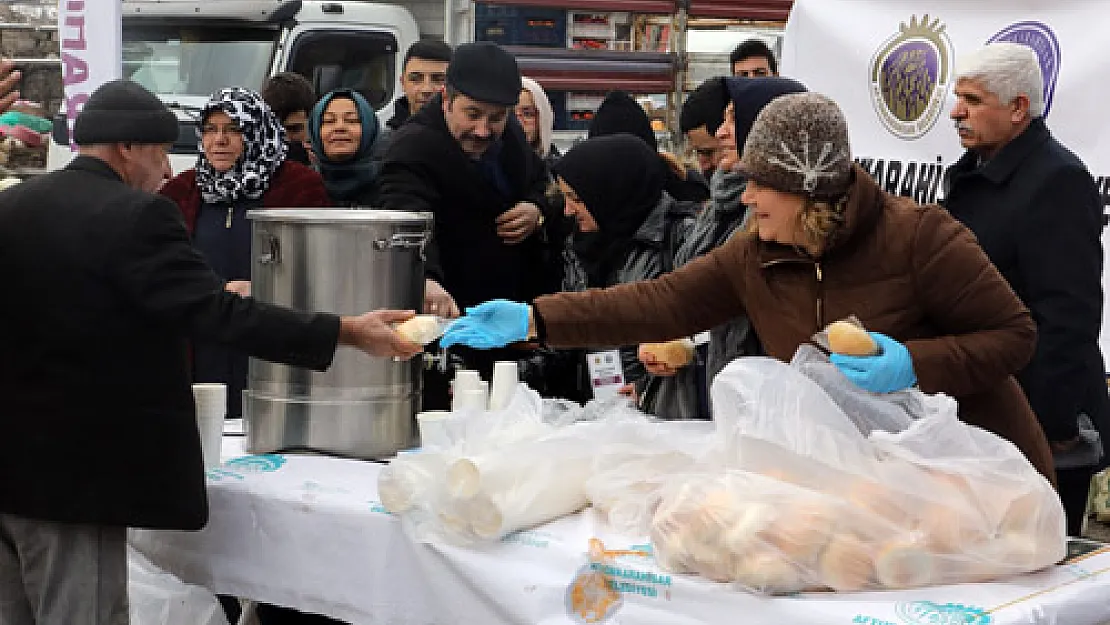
[[379, 42, 560, 405], [0, 80, 420, 624]]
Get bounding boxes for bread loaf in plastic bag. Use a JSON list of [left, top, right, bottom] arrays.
[[648, 357, 1066, 593]]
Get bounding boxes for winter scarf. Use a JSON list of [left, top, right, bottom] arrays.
[[195, 87, 288, 204]]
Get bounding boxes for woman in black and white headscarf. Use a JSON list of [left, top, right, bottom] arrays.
[[161, 86, 331, 419]]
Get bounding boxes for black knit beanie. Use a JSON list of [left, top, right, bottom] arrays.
[[680, 77, 729, 135], [587, 91, 657, 151], [72, 80, 179, 145]]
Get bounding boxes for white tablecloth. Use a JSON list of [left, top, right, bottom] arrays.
[[129, 437, 1110, 625]]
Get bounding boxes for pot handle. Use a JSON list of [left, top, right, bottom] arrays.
[[374, 232, 429, 261], [258, 234, 281, 265]]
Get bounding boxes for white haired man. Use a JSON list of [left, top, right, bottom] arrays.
[[944, 42, 1108, 537]]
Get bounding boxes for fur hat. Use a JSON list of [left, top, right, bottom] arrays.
[[72, 80, 178, 145], [736, 92, 852, 199]]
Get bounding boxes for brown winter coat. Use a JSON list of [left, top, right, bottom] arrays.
[[535, 166, 1055, 482]]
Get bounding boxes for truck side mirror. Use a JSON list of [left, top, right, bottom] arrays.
[[312, 65, 343, 98]]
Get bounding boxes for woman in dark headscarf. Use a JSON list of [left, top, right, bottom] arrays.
[[160, 86, 331, 418], [587, 90, 710, 203], [308, 88, 384, 207], [530, 134, 695, 412]]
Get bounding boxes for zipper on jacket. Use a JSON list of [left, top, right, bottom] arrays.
[[225, 206, 233, 228], [815, 262, 824, 330]]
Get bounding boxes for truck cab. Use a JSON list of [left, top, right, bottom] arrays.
[[48, 0, 454, 173]]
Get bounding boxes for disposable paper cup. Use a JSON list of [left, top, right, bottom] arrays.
[[451, 370, 483, 411], [417, 410, 453, 449], [489, 361, 519, 411], [455, 389, 488, 413], [454, 370, 482, 393], [192, 383, 226, 469]]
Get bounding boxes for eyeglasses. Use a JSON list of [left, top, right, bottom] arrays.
[[283, 122, 305, 134], [691, 147, 717, 159], [200, 124, 243, 137], [515, 106, 539, 120]]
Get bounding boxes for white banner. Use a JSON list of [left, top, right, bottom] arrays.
[[57, 0, 122, 147], [781, 0, 1110, 358]]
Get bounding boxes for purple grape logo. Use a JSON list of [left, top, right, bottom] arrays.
[[987, 21, 1061, 117], [869, 14, 954, 140]]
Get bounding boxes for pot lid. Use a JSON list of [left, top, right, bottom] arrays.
[[247, 208, 432, 225]]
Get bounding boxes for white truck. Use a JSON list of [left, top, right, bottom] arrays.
[[47, 0, 472, 172]]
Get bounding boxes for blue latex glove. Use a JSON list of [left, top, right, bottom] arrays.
[[829, 332, 917, 393], [439, 299, 530, 349]]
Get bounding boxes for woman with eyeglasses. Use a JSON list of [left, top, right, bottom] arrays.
[[308, 88, 386, 208], [517, 78, 561, 168], [160, 86, 331, 419]]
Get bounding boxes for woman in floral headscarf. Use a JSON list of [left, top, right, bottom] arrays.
[[161, 86, 330, 418]]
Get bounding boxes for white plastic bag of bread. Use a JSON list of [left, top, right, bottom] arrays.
[[647, 357, 1067, 593], [585, 419, 714, 535]]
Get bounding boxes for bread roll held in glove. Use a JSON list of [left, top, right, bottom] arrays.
[[826, 321, 879, 356]]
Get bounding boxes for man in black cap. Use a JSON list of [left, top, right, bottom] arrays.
[[0, 79, 420, 624], [679, 78, 728, 179], [379, 41, 559, 406]]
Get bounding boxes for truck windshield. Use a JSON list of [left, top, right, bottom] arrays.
[[123, 24, 277, 97]]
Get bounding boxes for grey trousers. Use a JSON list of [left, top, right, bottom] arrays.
[[0, 514, 128, 625]]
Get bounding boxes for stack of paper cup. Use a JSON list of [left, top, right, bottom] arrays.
[[417, 410, 453, 449], [191, 383, 226, 469], [451, 370, 486, 412], [489, 361, 519, 411]]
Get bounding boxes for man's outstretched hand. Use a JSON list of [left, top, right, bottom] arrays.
[[339, 310, 423, 359]]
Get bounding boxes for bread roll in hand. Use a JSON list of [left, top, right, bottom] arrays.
[[393, 315, 443, 345], [639, 338, 696, 369], [826, 321, 879, 356]]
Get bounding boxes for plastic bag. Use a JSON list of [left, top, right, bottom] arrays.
[[128, 548, 230, 625], [711, 356, 879, 479], [586, 419, 714, 535], [383, 385, 664, 544], [791, 344, 922, 435], [651, 356, 1067, 593]]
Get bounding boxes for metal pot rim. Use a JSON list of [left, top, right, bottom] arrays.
[[246, 209, 433, 224]]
